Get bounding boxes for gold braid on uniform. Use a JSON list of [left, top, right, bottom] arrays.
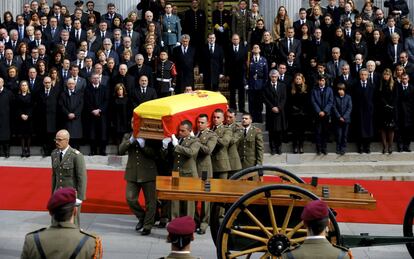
[[347, 250, 354, 259], [93, 236, 103, 259]]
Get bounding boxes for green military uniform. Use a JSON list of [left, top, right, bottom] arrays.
[[227, 123, 243, 176], [51, 146, 86, 225], [238, 125, 264, 169], [195, 129, 217, 232], [21, 221, 103, 259], [212, 124, 232, 179], [171, 136, 200, 218], [282, 238, 351, 259], [119, 133, 158, 230]]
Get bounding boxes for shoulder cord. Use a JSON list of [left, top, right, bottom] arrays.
[[33, 232, 47, 259], [69, 235, 89, 259]]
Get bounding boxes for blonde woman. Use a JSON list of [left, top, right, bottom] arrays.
[[272, 6, 292, 41]]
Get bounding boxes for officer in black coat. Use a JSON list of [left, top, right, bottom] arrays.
[[172, 35, 196, 93], [199, 33, 224, 91]]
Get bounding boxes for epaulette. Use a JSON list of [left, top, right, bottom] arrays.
[[254, 127, 262, 132], [26, 227, 47, 235], [333, 244, 349, 252], [80, 229, 98, 239], [73, 149, 81, 155]]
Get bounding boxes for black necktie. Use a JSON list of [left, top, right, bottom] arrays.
[[362, 82, 366, 88], [244, 128, 247, 137], [209, 44, 213, 54], [335, 61, 339, 76], [59, 151, 63, 161], [76, 30, 80, 40]]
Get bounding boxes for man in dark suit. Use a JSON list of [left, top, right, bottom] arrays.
[[68, 65, 87, 94], [353, 69, 375, 153], [101, 38, 119, 65], [225, 33, 247, 112], [312, 28, 330, 64], [50, 3, 65, 27], [172, 34, 195, 94], [130, 75, 157, 109], [122, 20, 141, 49], [366, 60, 381, 90], [277, 63, 293, 87], [382, 16, 402, 42], [100, 3, 123, 30], [136, 0, 163, 22], [373, 9, 387, 30], [335, 64, 355, 90], [5, 30, 21, 54], [27, 67, 42, 94], [16, 15, 27, 41], [397, 52, 414, 79], [311, 75, 334, 155], [95, 21, 113, 45], [396, 74, 414, 152], [326, 0, 341, 26], [116, 36, 139, 61], [44, 17, 62, 43], [326, 47, 348, 79], [33, 76, 59, 156], [128, 54, 153, 87], [84, 73, 109, 156], [80, 57, 94, 79], [86, 29, 101, 53], [199, 33, 224, 91], [54, 30, 76, 61], [112, 64, 135, 95], [293, 8, 315, 38], [279, 27, 301, 62], [28, 30, 49, 53], [86, 1, 101, 24], [0, 49, 22, 79], [263, 70, 287, 155], [351, 54, 365, 78], [70, 19, 87, 48]]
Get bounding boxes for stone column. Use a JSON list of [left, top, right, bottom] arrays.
[[117, 0, 138, 19], [0, 0, 25, 17]]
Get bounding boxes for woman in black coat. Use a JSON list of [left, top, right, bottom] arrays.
[[14, 81, 33, 157], [249, 19, 266, 47], [349, 30, 368, 63], [111, 83, 131, 148], [260, 31, 280, 70], [331, 27, 346, 55], [288, 73, 309, 153], [4, 66, 20, 95], [298, 23, 314, 70], [378, 69, 398, 154], [367, 29, 386, 73]]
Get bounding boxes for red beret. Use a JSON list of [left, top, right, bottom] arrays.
[[301, 200, 329, 222], [167, 216, 196, 235], [47, 187, 76, 213]]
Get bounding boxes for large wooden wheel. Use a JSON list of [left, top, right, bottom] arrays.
[[210, 166, 305, 244], [403, 197, 414, 258], [216, 184, 340, 259]]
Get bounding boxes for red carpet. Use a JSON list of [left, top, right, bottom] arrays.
[[0, 166, 413, 224]]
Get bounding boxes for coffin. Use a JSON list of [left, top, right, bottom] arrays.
[[133, 91, 228, 139]]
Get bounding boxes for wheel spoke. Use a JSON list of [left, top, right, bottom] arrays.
[[260, 252, 271, 259], [228, 246, 268, 258], [230, 228, 269, 243], [244, 207, 273, 238], [286, 221, 305, 239], [267, 197, 279, 235], [281, 199, 295, 234]]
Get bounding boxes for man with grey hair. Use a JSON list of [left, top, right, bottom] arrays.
[[102, 38, 120, 65], [138, 11, 162, 41], [172, 34, 195, 93], [128, 53, 153, 87], [366, 60, 381, 88], [59, 78, 84, 150], [263, 69, 287, 155], [326, 47, 348, 78]]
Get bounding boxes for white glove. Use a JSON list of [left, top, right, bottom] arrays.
[[190, 131, 195, 137], [171, 134, 179, 147], [137, 138, 145, 148], [218, 26, 224, 32], [162, 137, 171, 149], [161, 40, 165, 47], [244, 41, 248, 46], [175, 42, 181, 46], [219, 74, 224, 79], [129, 136, 135, 144], [75, 198, 83, 206], [169, 87, 175, 92], [244, 84, 249, 90], [199, 73, 203, 78]]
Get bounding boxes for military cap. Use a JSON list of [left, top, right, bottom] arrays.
[[47, 187, 78, 213], [167, 216, 196, 235], [301, 200, 329, 222]]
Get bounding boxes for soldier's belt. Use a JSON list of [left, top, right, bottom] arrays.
[[156, 78, 172, 82]]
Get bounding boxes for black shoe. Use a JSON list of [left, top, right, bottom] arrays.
[[340, 150, 345, 156], [365, 149, 371, 154], [277, 148, 282, 155], [135, 220, 144, 231], [398, 146, 403, 152], [382, 148, 386, 154], [196, 228, 206, 235], [141, 228, 151, 235], [270, 149, 276, 155], [25, 149, 30, 157], [299, 146, 304, 154], [157, 221, 167, 228], [5, 152, 9, 158], [358, 147, 363, 154], [293, 146, 298, 154], [403, 148, 411, 152], [388, 148, 393, 154]]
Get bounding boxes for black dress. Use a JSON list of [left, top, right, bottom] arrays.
[[260, 42, 279, 69], [111, 96, 131, 138], [378, 83, 397, 129], [14, 93, 33, 136]]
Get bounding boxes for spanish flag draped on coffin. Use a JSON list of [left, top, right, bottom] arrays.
[[133, 91, 228, 139]]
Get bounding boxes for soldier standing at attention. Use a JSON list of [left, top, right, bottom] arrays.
[[163, 120, 200, 219], [51, 129, 86, 226], [118, 120, 158, 235], [211, 109, 232, 179], [232, 0, 250, 46], [161, 2, 182, 55], [226, 108, 243, 178], [238, 113, 264, 169], [282, 200, 352, 259], [21, 188, 103, 259], [156, 50, 177, 97], [161, 216, 200, 259], [194, 114, 217, 235]]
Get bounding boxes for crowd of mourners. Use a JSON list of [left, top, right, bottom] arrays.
[[0, 0, 413, 158]]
